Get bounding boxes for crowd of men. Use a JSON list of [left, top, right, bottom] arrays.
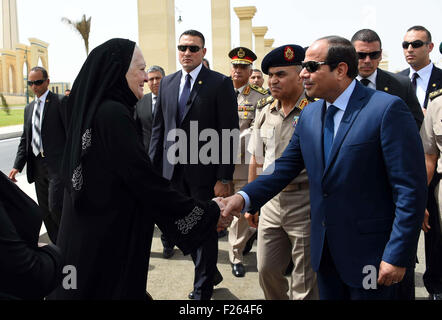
[[8, 25, 442, 300]]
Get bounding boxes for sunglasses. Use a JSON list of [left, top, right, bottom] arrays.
[[27, 79, 46, 86], [357, 51, 382, 60], [177, 45, 201, 53], [301, 61, 327, 73], [402, 40, 429, 49]]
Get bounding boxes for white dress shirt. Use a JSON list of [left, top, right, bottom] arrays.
[[179, 63, 203, 99], [409, 62, 433, 108], [31, 89, 50, 155], [356, 69, 377, 90], [151, 93, 157, 113]]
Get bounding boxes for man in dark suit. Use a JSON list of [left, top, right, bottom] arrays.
[[149, 29, 239, 300], [351, 29, 424, 300], [221, 36, 427, 300], [399, 25, 442, 300], [136, 65, 176, 259], [9, 66, 66, 244], [351, 29, 423, 130]]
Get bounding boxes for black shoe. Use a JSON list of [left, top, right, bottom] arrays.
[[232, 263, 246, 277], [218, 229, 227, 238], [429, 293, 442, 300], [188, 291, 195, 299], [213, 270, 223, 286], [162, 247, 174, 259], [284, 260, 294, 276], [243, 232, 257, 255]]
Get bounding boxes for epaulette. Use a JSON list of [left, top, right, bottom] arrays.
[[429, 88, 442, 101], [257, 96, 274, 109], [250, 84, 269, 95]]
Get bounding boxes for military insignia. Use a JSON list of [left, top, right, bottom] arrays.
[[384, 87, 389, 92], [298, 98, 309, 111], [293, 116, 299, 128], [243, 85, 251, 95], [244, 99, 250, 105], [433, 83, 436, 87], [284, 46, 295, 62], [429, 88, 442, 101], [257, 96, 274, 109], [250, 84, 269, 95], [238, 48, 246, 58]]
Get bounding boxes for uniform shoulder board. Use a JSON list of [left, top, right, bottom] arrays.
[[250, 84, 269, 95], [429, 88, 442, 101], [257, 96, 274, 109]]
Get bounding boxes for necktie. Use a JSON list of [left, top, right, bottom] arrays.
[[411, 72, 419, 92], [178, 74, 191, 124], [235, 89, 240, 97], [323, 105, 339, 165], [360, 78, 370, 87], [32, 98, 42, 156]]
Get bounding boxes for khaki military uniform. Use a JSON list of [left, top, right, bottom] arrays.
[[420, 88, 442, 233], [228, 83, 270, 265], [247, 93, 318, 300]]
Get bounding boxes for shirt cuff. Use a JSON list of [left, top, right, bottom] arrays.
[[237, 191, 251, 213]]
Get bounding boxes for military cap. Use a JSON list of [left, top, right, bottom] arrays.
[[439, 42, 442, 54], [261, 44, 305, 75], [229, 47, 257, 65]]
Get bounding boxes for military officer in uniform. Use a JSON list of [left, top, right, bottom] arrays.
[[247, 44, 318, 299], [227, 46, 270, 277], [419, 88, 442, 300]]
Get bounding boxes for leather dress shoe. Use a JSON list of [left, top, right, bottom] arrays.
[[162, 247, 174, 259], [188, 271, 224, 299], [232, 263, 246, 277], [243, 232, 257, 255]]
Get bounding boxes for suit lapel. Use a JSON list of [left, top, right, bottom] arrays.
[[425, 66, 442, 107], [375, 69, 389, 92], [41, 91, 51, 124], [169, 71, 181, 125], [323, 82, 367, 176]]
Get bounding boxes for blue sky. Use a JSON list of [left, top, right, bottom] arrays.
[[16, 0, 442, 83]]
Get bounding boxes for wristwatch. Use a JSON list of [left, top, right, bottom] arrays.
[[221, 179, 231, 184]]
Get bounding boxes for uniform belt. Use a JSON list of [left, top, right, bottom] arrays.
[[282, 182, 309, 192]]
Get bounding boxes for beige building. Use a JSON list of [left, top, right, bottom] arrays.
[[50, 82, 70, 96]]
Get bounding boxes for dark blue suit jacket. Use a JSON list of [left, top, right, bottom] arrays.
[[242, 81, 427, 287]]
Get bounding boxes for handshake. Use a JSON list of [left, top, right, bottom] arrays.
[[212, 194, 246, 229]]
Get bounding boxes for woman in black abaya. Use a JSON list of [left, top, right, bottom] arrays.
[[50, 39, 228, 299]]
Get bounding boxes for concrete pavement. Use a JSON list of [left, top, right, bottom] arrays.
[[0, 124, 430, 300]]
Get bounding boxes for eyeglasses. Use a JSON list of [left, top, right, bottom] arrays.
[[27, 79, 46, 86], [402, 40, 429, 49], [357, 51, 382, 60], [177, 45, 201, 53], [301, 61, 327, 73]]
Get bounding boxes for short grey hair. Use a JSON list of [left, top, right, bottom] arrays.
[[147, 65, 165, 77]]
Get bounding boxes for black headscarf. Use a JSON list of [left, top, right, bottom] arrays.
[[62, 38, 138, 202]]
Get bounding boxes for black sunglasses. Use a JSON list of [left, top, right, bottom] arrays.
[[301, 61, 327, 73], [177, 45, 201, 53], [402, 40, 429, 49], [27, 79, 46, 86], [357, 51, 382, 60]]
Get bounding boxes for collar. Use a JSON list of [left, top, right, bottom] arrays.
[[36, 89, 50, 103], [181, 63, 203, 81], [270, 92, 308, 113], [356, 69, 377, 86], [326, 80, 357, 112], [411, 62, 433, 82], [235, 84, 247, 94]]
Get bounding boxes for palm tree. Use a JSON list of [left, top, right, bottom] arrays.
[[62, 14, 91, 55]]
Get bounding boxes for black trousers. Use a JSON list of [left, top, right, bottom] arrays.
[[33, 155, 63, 244], [424, 175, 442, 294], [170, 164, 219, 300]]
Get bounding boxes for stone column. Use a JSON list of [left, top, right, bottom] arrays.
[[252, 26, 267, 71], [1, 54, 8, 92], [233, 6, 256, 49], [264, 39, 274, 54], [1, 0, 19, 50], [211, 0, 231, 75], [137, 0, 176, 75]]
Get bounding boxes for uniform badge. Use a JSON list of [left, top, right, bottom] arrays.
[[293, 116, 299, 128], [238, 48, 246, 58], [298, 98, 309, 110], [284, 46, 295, 62], [198, 81, 203, 85]]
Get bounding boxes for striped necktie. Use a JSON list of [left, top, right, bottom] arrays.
[[32, 98, 42, 156]]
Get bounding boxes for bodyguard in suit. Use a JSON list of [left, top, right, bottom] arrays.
[[149, 30, 239, 300], [351, 29, 424, 299], [399, 25, 442, 110], [351, 29, 423, 130], [221, 36, 427, 300], [400, 25, 442, 300], [9, 67, 66, 244]]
